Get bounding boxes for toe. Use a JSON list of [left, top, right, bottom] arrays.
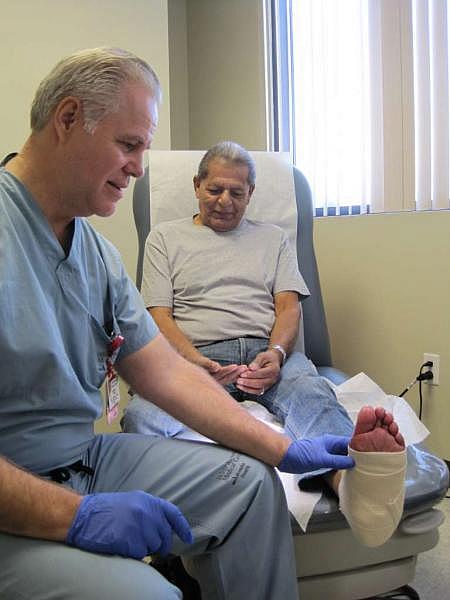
[[383, 411, 394, 426], [388, 421, 399, 436], [395, 431, 405, 448], [374, 406, 386, 421], [354, 406, 377, 435]]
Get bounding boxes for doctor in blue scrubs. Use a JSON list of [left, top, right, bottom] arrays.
[[0, 47, 354, 600]]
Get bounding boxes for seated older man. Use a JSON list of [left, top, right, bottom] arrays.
[[123, 142, 407, 550], [123, 141, 354, 453]]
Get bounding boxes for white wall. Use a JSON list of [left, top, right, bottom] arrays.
[[168, 0, 190, 149], [186, 0, 267, 150], [167, 0, 268, 152]]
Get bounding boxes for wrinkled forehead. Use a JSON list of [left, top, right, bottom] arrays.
[[201, 158, 250, 187]]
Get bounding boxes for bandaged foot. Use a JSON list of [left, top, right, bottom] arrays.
[[338, 406, 407, 547]]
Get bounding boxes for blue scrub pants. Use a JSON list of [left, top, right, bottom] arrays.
[[0, 433, 298, 600]]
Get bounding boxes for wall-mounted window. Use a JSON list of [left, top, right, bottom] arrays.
[[267, 0, 450, 215]]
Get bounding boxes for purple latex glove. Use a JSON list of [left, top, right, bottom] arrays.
[[278, 435, 355, 474], [67, 490, 193, 559]]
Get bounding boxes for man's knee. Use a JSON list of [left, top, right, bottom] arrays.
[[90, 562, 182, 600], [282, 351, 318, 379], [0, 534, 182, 600]]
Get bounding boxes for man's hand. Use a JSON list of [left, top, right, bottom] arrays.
[[278, 435, 355, 474], [235, 350, 281, 395], [66, 490, 193, 559], [198, 356, 247, 385]]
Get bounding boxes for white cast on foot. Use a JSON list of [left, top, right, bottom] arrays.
[[338, 447, 407, 547]]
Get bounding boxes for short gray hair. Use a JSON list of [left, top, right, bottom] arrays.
[[197, 141, 256, 186], [30, 47, 161, 133]]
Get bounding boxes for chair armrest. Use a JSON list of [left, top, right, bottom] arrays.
[[317, 366, 349, 385]]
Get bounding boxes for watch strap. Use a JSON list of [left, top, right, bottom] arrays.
[[269, 344, 287, 365]]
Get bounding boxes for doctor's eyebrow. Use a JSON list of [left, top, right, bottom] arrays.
[[118, 136, 151, 151]]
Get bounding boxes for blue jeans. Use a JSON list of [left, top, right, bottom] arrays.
[[122, 337, 353, 445]]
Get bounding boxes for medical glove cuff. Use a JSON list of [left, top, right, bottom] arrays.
[[278, 435, 355, 474]]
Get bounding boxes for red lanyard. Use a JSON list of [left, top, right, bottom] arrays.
[[106, 334, 124, 375]]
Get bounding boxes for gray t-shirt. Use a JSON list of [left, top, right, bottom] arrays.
[[142, 217, 309, 346]]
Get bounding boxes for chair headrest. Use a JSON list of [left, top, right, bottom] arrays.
[[148, 150, 298, 249]]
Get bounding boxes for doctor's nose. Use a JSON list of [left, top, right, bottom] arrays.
[[125, 154, 145, 179]]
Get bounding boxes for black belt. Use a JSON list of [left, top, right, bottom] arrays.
[[43, 460, 94, 483]]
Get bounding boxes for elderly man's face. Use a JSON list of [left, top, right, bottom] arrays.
[[193, 158, 254, 232]]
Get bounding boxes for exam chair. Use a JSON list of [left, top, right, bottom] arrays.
[[132, 151, 448, 600]]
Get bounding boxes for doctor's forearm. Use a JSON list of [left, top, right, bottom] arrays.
[[118, 337, 291, 466], [0, 456, 81, 541], [150, 369, 291, 466]]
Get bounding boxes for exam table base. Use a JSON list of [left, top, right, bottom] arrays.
[[294, 525, 439, 599]]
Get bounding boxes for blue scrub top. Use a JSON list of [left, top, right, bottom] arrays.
[[0, 169, 158, 472]]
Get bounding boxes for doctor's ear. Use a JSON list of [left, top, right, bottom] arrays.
[[248, 184, 255, 198], [53, 97, 82, 137]]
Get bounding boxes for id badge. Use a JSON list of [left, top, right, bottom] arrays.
[[104, 333, 125, 424], [105, 368, 121, 424]]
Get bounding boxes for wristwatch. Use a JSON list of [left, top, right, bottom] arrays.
[[269, 344, 287, 366]]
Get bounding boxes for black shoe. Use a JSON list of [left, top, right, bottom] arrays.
[[150, 556, 202, 600]]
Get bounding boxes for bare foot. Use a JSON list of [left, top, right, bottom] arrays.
[[350, 406, 405, 452], [339, 407, 407, 547]]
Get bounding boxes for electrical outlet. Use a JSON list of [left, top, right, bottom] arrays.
[[423, 353, 440, 386]]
